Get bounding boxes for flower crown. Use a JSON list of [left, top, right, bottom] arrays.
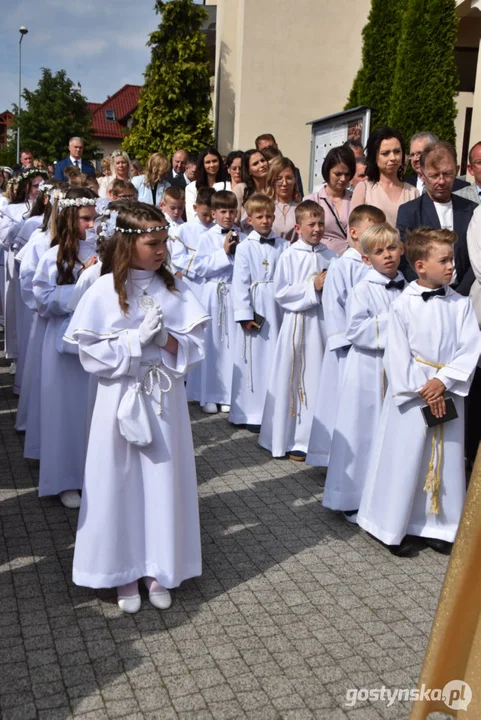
[[98, 208, 169, 239], [7, 168, 49, 188], [111, 150, 125, 159], [58, 197, 98, 211]]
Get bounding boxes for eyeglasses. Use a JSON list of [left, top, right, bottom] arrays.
[[275, 177, 296, 185], [422, 172, 455, 181], [408, 152, 423, 159]]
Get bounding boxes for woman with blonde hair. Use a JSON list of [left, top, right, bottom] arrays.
[[132, 152, 171, 205], [98, 150, 132, 197], [266, 156, 300, 243]]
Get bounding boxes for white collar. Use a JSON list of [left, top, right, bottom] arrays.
[[193, 214, 213, 229], [292, 239, 328, 253], [248, 230, 277, 242], [366, 267, 405, 285], [342, 247, 363, 262], [212, 223, 238, 235], [405, 280, 454, 298], [70, 157, 81, 165]]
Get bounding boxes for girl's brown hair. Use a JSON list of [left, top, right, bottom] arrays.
[[110, 202, 176, 314], [53, 187, 98, 285], [267, 157, 301, 203]]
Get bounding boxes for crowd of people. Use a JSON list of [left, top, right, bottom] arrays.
[[1, 124, 481, 613]]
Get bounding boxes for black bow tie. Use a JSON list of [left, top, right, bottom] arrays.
[[385, 279, 405, 290], [421, 287, 446, 302], [220, 228, 232, 234], [259, 236, 275, 245]]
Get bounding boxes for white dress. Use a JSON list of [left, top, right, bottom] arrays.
[[357, 282, 481, 544], [12, 216, 43, 397], [18, 230, 51, 458], [68, 270, 209, 589], [229, 230, 288, 425], [259, 239, 336, 456], [33, 240, 97, 496], [0, 202, 29, 360], [189, 224, 245, 406], [306, 247, 368, 466], [322, 269, 405, 511]]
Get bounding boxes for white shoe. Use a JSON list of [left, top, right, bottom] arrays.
[[219, 404, 230, 413], [8, 361, 16, 375], [148, 587, 172, 610], [59, 490, 81, 509], [118, 595, 141, 613], [202, 403, 218, 414]]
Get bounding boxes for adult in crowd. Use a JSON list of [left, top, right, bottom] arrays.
[[233, 148, 269, 225], [167, 149, 188, 188], [344, 139, 365, 159], [0, 167, 14, 191], [97, 150, 132, 198], [466, 203, 481, 463], [100, 157, 111, 178], [351, 126, 418, 227], [130, 160, 143, 178], [255, 133, 304, 197], [397, 140, 476, 294], [266, 156, 301, 243], [405, 131, 469, 193], [54, 137, 95, 182], [14, 149, 35, 174], [214, 150, 243, 193], [185, 147, 227, 221], [305, 145, 355, 254], [132, 152, 170, 205], [351, 156, 367, 188], [456, 141, 481, 205]]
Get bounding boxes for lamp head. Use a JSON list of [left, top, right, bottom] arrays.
[[19, 26, 28, 35]]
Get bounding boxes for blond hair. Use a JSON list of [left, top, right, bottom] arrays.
[[405, 227, 456, 269], [245, 193, 275, 217], [360, 222, 401, 254], [144, 153, 170, 187], [110, 150, 131, 179]]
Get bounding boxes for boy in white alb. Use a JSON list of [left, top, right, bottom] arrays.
[[323, 223, 405, 522], [259, 200, 336, 459], [160, 186, 185, 257], [307, 205, 385, 467], [357, 228, 481, 556], [230, 194, 288, 429], [171, 186, 214, 302], [191, 190, 246, 414]]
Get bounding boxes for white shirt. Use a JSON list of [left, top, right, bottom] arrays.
[[70, 156, 82, 168], [416, 175, 424, 193], [433, 200, 454, 230]]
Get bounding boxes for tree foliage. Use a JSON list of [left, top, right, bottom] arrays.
[[123, 0, 214, 162], [345, 0, 407, 128], [10, 68, 97, 163], [388, 0, 458, 146]]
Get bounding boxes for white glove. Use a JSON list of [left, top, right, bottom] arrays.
[[153, 313, 169, 348], [138, 306, 163, 346]]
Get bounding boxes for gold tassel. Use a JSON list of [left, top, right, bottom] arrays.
[[423, 424, 444, 515]]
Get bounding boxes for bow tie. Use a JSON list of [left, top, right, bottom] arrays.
[[221, 228, 233, 234], [259, 236, 275, 245], [421, 287, 446, 302], [385, 279, 405, 290]]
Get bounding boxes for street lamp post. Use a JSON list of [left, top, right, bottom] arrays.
[[17, 26, 28, 165]]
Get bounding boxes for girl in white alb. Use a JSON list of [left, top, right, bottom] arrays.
[[65, 202, 209, 613]]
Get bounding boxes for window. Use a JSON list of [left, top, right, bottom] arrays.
[[105, 109, 116, 121]]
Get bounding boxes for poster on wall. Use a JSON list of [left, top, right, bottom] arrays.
[[307, 106, 371, 193]]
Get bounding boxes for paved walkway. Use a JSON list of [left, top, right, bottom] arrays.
[[0, 358, 452, 720]]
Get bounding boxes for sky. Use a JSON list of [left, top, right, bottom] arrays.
[[0, 0, 204, 112]]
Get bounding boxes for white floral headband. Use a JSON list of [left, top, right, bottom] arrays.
[[58, 197, 98, 211], [49, 189, 65, 206], [98, 208, 169, 239], [7, 168, 49, 188]]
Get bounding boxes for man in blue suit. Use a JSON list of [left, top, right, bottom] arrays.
[[54, 137, 95, 181]]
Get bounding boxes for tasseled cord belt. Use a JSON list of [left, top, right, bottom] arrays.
[[415, 356, 446, 515], [140, 361, 172, 416]]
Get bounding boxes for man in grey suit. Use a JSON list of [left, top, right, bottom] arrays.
[[455, 141, 481, 205]]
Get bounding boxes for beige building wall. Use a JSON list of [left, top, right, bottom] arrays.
[[209, 0, 371, 189]]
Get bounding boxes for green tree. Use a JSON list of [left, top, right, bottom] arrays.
[[345, 0, 407, 128], [389, 0, 458, 146], [9, 68, 97, 164], [123, 0, 214, 161]]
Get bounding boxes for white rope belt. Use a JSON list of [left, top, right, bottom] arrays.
[[216, 281, 231, 345], [241, 280, 271, 392], [140, 361, 172, 416]]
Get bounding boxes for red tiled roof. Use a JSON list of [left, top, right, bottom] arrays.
[[89, 85, 142, 139]]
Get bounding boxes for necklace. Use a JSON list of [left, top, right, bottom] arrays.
[[129, 275, 156, 310]]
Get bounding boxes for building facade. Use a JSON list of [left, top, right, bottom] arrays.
[[209, 0, 481, 189]]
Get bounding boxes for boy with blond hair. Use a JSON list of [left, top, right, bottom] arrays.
[[323, 223, 405, 522], [259, 200, 336, 459], [230, 194, 288, 429], [357, 228, 481, 556], [307, 205, 386, 467]]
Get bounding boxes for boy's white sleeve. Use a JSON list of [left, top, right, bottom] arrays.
[[232, 243, 254, 322], [435, 300, 481, 395], [345, 286, 389, 351], [193, 234, 233, 278], [274, 255, 320, 312], [322, 261, 349, 350], [171, 228, 196, 279]]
